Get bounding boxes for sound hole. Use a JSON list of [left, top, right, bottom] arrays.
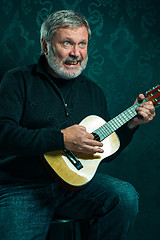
[[92, 132, 100, 142]]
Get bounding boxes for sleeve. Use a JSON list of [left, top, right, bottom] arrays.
[[0, 72, 65, 157]]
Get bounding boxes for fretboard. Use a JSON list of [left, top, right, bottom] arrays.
[[93, 99, 147, 141]]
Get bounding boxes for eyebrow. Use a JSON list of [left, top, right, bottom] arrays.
[[61, 37, 87, 43]]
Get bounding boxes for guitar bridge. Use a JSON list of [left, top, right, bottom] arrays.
[[63, 149, 83, 170]]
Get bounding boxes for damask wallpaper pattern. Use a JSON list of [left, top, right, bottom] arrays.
[[0, 0, 160, 239]]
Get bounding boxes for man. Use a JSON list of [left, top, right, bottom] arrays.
[[0, 10, 155, 240]]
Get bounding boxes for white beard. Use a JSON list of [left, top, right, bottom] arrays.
[[47, 44, 88, 79]]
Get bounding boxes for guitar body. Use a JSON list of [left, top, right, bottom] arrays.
[[43, 115, 120, 189], [42, 86, 160, 189]]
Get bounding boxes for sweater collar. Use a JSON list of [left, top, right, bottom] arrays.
[[35, 54, 50, 77]]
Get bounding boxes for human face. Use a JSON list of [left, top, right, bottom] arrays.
[[47, 26, 88, 79]]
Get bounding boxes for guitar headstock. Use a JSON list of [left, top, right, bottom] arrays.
[[146, 85, 160, 108]]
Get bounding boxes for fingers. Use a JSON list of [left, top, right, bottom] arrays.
[[138, 93, 145, 102], [138, 101, 155, 117], [75, 130, 104, 154], [80, 138, 104, 154], [134, 93, 155, 116], [128, 98, 156, 129], [61, 124, 104, 154], [134, 94, 145, 104], [81, 145, 104, 154], [78, 130, 104, 154], [135, 101, 156, 125]]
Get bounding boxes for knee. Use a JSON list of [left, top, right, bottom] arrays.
[[89, 174, 139, 220], [113, 181, 139, 217], [101, 179, 139, 219]]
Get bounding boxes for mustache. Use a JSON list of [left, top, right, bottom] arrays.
[[63, 56, 83, 63]]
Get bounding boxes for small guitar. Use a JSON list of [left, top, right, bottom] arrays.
[[42, 86, 160, 190]]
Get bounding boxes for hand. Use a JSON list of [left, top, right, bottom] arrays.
[[128, 94, 156, 129], [61, 124, 104, 154]]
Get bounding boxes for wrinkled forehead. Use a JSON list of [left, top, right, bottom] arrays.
[[52, 25, 89, 42]]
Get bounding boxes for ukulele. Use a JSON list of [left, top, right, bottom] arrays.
[[42, 86, 160, 190]]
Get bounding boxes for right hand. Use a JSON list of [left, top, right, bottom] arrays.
[[61, 124, 104, 154]]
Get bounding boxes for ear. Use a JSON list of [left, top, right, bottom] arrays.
[[41, 38, 48, 55]]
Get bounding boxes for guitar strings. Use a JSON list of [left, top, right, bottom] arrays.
[[92, 102, 140, 142], [91, 92, 160, 143]]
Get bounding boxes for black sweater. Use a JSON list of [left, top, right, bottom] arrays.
[[0, 56, 136, 183]]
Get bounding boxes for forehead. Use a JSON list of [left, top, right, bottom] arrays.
[[52, 26, 89, 42]]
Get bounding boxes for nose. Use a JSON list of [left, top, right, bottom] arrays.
[[70, 45, 81, 57]]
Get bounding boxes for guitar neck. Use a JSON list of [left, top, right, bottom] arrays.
[[93, 99, 147, 141]]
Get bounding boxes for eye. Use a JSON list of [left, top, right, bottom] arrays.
[[63, 41, 70, 46], [79, 42, 86, 48]]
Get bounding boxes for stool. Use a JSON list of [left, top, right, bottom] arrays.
[[47, 218, 91, 240]]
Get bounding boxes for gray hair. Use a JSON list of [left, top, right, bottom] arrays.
[[40, 10, 91, 43]]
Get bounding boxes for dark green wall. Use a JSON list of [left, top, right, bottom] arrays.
[[1, 0, 160, 239]]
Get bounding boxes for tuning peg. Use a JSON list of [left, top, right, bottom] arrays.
[[154, 85, 160, 89], [154, 85, 160, 92], [146, 89, 152, 94], [146, 85, 160, 94]]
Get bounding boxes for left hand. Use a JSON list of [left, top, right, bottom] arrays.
[[128, 94, 156, 129]]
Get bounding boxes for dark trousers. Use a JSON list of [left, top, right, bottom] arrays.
[[0, 173, 138, 240]]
